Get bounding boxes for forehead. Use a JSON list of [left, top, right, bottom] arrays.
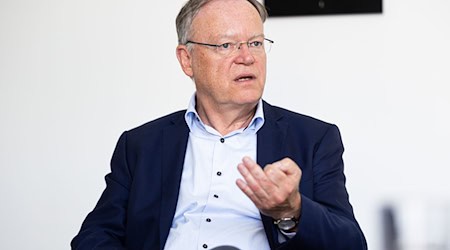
[[190, 0, 264, 40]]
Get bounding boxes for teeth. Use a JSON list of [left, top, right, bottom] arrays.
[[237, 77, 252, 81]]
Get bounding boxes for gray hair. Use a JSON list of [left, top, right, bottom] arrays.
[[176, 0, 268, 45]]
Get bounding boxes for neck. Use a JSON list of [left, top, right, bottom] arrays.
[[196, 100, 257, 136]]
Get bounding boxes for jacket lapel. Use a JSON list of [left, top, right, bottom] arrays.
[[159, 113, 190, 249], [257, 101, 289, 248], [257, 101, 288, 167]]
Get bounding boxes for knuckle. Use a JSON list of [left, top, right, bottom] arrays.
[[273, 194, 285, 204], [286, 185, 296, 194], [264, 167, 273, 176], [250, 183, 262, 192], [282, 157, 294, 165]]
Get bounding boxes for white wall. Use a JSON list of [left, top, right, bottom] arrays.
[[1, 0, 449, 249]]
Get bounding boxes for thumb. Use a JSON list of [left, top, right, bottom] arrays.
[[276, 158, 300, 176]]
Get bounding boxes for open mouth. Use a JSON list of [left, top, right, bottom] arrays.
[[234, 74, 256, 82]]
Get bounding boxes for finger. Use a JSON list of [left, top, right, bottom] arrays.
[[276, 158, 302, 179], [241, 157, 279, 194], [240, 157, 282, 200], [235, 178, 262, 205], [242, 157, 273, 185], [267, 159, 301, 196], [263, 163, 286, 187], [237, 161, 271, 199]]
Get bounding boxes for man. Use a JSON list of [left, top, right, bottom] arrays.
[[72, 0, 367, 249]]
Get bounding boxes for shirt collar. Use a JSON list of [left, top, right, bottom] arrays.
[[184, 93, 265, 136]]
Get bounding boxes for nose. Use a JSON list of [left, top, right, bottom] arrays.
[[235, 42, 255, 65]]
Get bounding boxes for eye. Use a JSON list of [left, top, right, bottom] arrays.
[[219, 43, 232, 50], [249, 41, 263, 47]]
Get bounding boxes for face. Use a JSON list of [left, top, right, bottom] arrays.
[[176, 0, 266, 110]]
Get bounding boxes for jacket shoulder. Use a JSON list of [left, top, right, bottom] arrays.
[[125, 110, 187, 138], [264, 101, 335, 131]]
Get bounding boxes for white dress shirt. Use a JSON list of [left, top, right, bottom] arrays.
[[164, 95, 269, 250]]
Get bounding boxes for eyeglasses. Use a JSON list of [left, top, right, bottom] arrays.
[[185, 38, 274, 56]]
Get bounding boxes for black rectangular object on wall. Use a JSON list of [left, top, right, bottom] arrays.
[[264, 0, 382, 16]]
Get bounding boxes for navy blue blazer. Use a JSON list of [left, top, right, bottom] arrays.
[[72, 101, 367, 250]]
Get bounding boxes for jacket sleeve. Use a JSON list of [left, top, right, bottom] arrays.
[[279, 125, 367, 250], [71, 132, 131, 250]]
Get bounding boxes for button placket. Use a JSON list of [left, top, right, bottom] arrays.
[[214, 138, 224, 179], [198, 138, 224, 249]]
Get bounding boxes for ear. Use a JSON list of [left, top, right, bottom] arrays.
[[176, 45, 194, 78]]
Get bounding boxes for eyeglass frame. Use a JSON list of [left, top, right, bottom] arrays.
[[185, 38, 274, 55]]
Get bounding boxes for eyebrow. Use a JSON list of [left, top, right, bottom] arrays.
[[214, 33, 265, 41]]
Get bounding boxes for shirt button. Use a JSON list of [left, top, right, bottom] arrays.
[[220, 138, 225, 143], [203, 244, 208, 248], [217, 171, 222, 176], [206, 218, 211, 222], [214, 194, 219, 198]]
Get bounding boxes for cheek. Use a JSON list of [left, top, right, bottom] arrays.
[[193, 55, 224, 78], [204, 61, 229, 83]]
